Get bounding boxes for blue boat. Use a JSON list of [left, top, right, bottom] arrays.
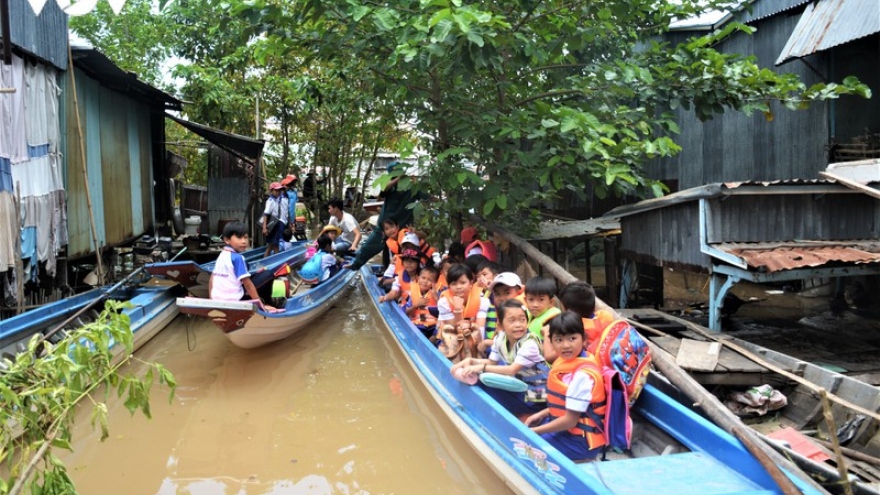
[[359, 265, 821, 495], [177, 254, 357, 349], [0, 282, 184, 363], [145, 242, 307, 297]]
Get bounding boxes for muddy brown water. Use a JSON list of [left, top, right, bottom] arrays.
[[64, 289, 514, 495]]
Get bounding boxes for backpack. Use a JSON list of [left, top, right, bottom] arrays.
[[601, 367, 632, 453], [297, 254, 323, 285], [592, 320, 652, 406], [438, 323, 480, 364]]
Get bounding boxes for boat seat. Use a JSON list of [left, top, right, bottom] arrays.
[[582, 451, 777, 495]]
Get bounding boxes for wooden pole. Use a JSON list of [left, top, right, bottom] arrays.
[[13, 183, 24, 314], [820, 390, 855, 495], [649, 341, 818, 495], [67, 42, 106, 285]]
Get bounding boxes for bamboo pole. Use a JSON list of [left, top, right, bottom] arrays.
[[813, 438, 880, 468], [67, 42, 106, 285], [649, 341, 812, 495], [821, 390, 855, 495]]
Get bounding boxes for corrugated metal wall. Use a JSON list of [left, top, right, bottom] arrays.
[[61, 68, 155, 258], [651, 13, 831, 189], [619, 191, 880, 271], [620, 202, 709, 269], [707, 193, 880, 243], [7, 0, 68, 70]]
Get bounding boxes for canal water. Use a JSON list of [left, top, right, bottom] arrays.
[[64, 288, 514, 494]]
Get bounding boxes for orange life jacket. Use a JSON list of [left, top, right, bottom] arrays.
[[408, 282, 438, 327], [396, 269, 417, 305], [546, 354, 607, 449], [583, 310, 616, 352], [444, 285, 483, 320]]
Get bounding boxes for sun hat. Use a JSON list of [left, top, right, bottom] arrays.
[[460, 227, 479, 244], [401, 232, 420, 247], [269, 181, 284, 190], [281, 174, 298, 186], [320, 224, 342, 235], [488, 272, 523, 291], [400, 248, 421, 260]]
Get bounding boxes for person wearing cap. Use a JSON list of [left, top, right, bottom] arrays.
[[281, 174, 299, 230], [346, 161, 429, 270], [479, 271, 526, 355], [262, 182, 289, 258], [378, 247, 422, 304], [327, 198, 361, 255]]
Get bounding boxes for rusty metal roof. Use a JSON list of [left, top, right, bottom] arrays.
[[716, 240, 880, 272], [777, 0, 880, 65]]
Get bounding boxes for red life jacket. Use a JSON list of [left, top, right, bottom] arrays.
[[546, 355, 607, 449], [396, 269, 417, 305], [466, 239, 498, 262]]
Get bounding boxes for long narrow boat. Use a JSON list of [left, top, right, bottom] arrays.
[[359, 265, 822, 495], [0, 282, 184, 362], [177, 260, 356, 349], [145, 243, 306, 297]]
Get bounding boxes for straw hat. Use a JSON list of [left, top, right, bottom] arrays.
[[320, 224, 342, 235]]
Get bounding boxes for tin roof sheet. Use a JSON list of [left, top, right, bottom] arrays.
[[528, 218, 621, 241], [716, 240, 880, 272], [669, 0, 813, 31], [777, 0, 880, 65]]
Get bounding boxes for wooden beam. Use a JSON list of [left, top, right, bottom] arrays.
[[819, 171, 880, 200]]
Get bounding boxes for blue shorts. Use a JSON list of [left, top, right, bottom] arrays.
[[536, 417, 604, 461]]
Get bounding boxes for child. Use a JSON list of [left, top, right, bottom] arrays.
[[306, 225, 342, 259], [262, 182, 288, 258], [380, 231, 420, 288], [476, 260, 501, 293], [558, 281, 616, 352], [209, 221, 274, 310], [525, 276, 563, 362], [436, 257, 453, 293], [479, 272, 525, 353], [279, 226, 297, 252], [379, 248, 421, 304], [403, 265, 440, 340], [451, 299, 550, 415], [437, 264, 489, 362], [299, 233, 340, 284], [316, 233, 341, 282], [525, 311, 607, 461]]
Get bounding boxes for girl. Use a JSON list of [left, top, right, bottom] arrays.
[[451, 299, 550, 414], [437, 264, 488, 362], [379, 248, 421, 303]]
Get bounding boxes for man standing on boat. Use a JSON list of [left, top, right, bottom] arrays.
[[346, 162, 426, 270], [327, 198, 361, 255]]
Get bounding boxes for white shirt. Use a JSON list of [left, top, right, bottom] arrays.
[[210, 248, 250, 300], [489, 335, 544, 367], [561, 369, 596, 413], [330, 211, 359, 244], [262, 195, 289, 224], [437, 295, 489, 322]]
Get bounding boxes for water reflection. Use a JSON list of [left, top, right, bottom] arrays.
[[65, 289, 512, 495]]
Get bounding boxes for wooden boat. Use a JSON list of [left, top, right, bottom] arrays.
[[0, 282, 184, 363], [145, 243, 306, 297], [177, 261, 356, 349], [359, 265, 822, 495], [622, 308, 880, 495]]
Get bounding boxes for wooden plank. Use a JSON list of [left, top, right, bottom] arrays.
[[676, 339, 721, 372], [819, 171, 880, 200]]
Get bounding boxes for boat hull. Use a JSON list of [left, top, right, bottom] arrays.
[[178, 267, 356, 349], [359, 265, 822, 495]]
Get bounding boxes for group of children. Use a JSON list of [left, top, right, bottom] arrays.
[[375, 224, 637, 461]]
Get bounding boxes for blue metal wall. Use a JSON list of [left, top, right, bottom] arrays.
[[61, 68, 155, 258], [7, 0, 68, 70]]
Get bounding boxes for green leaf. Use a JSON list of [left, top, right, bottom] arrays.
[[483, 198, 496, 216]]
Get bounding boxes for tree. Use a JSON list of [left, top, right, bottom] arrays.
[[0, 301, 175, 495], [224, 0, 869, 234]]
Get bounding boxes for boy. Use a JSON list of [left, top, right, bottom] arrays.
[[403, 265, 441, 340], [327, 198, 361, 255], [210, 221, 274, 310], [525, 311, 606, 461], [525, 276, 563, 361], [558, 281, 616, 352], [262, 182, 288, 258]]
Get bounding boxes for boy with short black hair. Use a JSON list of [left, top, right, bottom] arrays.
[[403, 264, 441, 341], [558, 281, 616, 352], [525, 276, 562, 360], [210, 221, 274, 310]]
